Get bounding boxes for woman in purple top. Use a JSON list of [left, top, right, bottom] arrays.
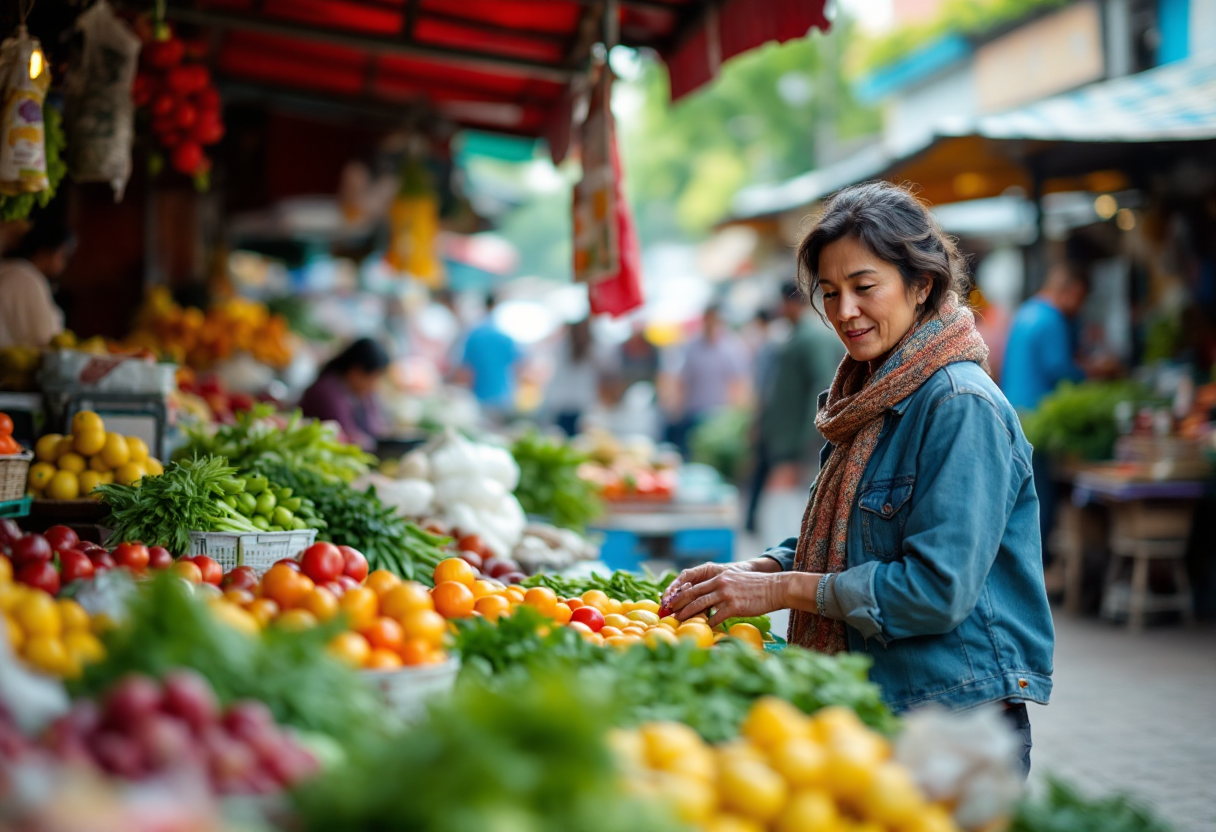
[[299, 338, 389, 452]]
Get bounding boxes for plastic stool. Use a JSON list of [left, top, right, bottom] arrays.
[[1100, 536, 1194, 631]]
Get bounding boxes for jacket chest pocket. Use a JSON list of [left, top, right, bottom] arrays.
[[858, 476, 915, 560]]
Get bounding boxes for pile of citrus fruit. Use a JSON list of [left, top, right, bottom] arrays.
[[615, 697, 959, 832], [1, 557, 107, 679], [27, 411, 164, 501]]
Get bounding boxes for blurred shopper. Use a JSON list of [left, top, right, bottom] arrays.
[[0, 209, 73, 349], [665, 183, 1050, 778], [544, 318, 602, 436], [666, 305, 749, 455], [971, 287, 1012, 382], [459, 294, 520, 419], [614, 321, 659, 393], [299, 338, 389, 452], [745, 282, 844, 532]]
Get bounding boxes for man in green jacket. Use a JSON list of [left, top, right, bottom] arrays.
[[745, 282, 843, 531]]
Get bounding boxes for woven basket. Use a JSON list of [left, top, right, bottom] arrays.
[[0, 452, 33, 502]]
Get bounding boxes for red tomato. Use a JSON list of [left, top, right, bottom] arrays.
[[147, 546, 174, 570], [338, 546, 369, 582], [88, 550, 117, 572], [193, 114, 224, 146], [221, 566, 259, 592], [336, 575, 361, 592], [44, 525, 79, 553], [569, 606, 605, 633], [171, 141, 203, 175], [300, 543, 344, 584], [151, 93, 176, 118], [456, 535, 485, 557], [320, 580, 346, 598], [10, 534, 52, 566], [59, 550, 95, 583], [112, 542, 150, 573], [274, 558, 302, 572], [190, 555, 222, 585], [17, 561, 60, 595], [195, 87, 221, 113]]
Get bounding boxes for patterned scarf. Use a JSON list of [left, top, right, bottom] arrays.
[[788, 292, 989, 654]]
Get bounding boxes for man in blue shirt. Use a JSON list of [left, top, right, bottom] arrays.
[[460, 294, 519, 418], [1002, 261, 1090, 567]]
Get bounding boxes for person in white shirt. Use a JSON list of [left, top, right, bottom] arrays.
[[0, 209, 73, 349]]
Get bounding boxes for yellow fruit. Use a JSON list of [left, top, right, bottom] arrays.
[[114, 461, 145, 486], [703, 815, 767, 832], [98, 470, 115, 484], [627, 609, 660, 626], [46, 470, 80, 500], [275, 609, 318, 631], [57, 599, 90, 632], [903, 804, 960, 832], [631, 599, 661, 614], [0, 583, 27, 613], [63, 630, 106, 665], [728, 621, 765, 649], [125, 436, 150, 462], [645, 627, 678, 646], [743, 697, 813, 749], [676, 621, 714, 648], [53, 436, 75, 460], [71, 411, 104, 436], [27, 462, 56, 491], [666, 745, 717, 782], [719, 758, 788, 823], [143, 457, 164, 476], [4, 615, 23, 651], [100, 432, 131, 469], [641, 721, 707, 770], [655, 771, 716, 824], [24, 634, 75, 677], [73, 428, 106, 457], [89, 453, 112, 472], [603, 613, 631, 630], [770, 738, 829, 789], [775, 789, 838, 832], [0, 556, 9, 583], [78, 470, 103, 498], [210, 602, 261, 636], [857, 763, 926, 827], [820, 736, 883, 801], [34, 434, 62, 462], [607, 728, 646, 768], [57, 452, 86, 474]]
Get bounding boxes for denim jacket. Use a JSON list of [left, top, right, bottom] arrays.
[[765, 361, 1054, 713]]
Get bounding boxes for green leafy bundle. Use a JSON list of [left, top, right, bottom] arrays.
[[176, 406, 375, 482], [1010, 778, 1174, 832], [455, 608, 895, 742], [254, 461, 449, 584], [0, 107, 66, 222], [690, 406, 752, 482], [291, 671, 683, 832], [74, 574, 382, 745], [1021, 381, 1157, 461], [96, 456, 261, 552], [512, 432, 603, 531], [521, 568, 677, 602]]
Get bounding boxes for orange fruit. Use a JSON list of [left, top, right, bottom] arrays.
[[223, 588, 255, 607], [552, 602, 573, 625], [432, 558, 475, 588], [400, 608, 447, 646], [432, 580, 475, 619], [327, 631, 372, 668], [247, 598, 280, 627], [399, 638, 431, 666], [262, 564, 309, 609], [523, 586, 558, 617], [365, 648, 403, 670], [474, 594, 511, 621], [471, 580, 498, 600], [364, 569, 401, 596], [275, 609, 318, 631], [600, 626, 624, 640], [380, 581, 435, 620], [171, 561, 203, 583], [338, 587, 379, 629], [360, 617, 405, 652], [504, 586, 526, 603], [581, 589, 610, 611], [301, 586, 339, 621], [565, 597, 584, 611], [622, 626, 647, 638]]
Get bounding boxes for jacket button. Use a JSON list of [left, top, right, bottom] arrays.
[[882, 503, 893, 514], [1018, 678, 1028, 688]]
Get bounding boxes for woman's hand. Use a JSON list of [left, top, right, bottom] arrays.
[[660, 558, 779, 611], [666, 562, 789, 628]]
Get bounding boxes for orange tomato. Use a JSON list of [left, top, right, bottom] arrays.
[[600, 626, 624, 639], [275, 609, 318, 631], [400, 608, 447, 646], [523, 586, 558, 617], [171, 561, 203, 583], [380, 581, 434, 620], [581, 590, 610, 611], [360, 617, 406, 652], [622, 626, 646, 638], [552, 602, 573, 625], [471, 580, 498, 600], [399, 638, 431, 666], [364, 570, 402, 597], [338, 587, 379, 630], [565, 598, 584, 611], [263, 564, 309, 609], [224, 588, 255, 607], [432, 558, 475, 588], [504, 586, 526, 603], [474, 594, 511, 621], [327, 631, 371, 667], [365, 648, 403, 670], [247, 598, 280, 627], [301, 586, 339, 621], [432, 580, 475, 619]]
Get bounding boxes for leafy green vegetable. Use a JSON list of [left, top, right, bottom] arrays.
[[512, 432, 603, 531], [74, 574, 383, 745], [175, 406, 375, 483], [1010, 778, 1174, 832], [690, 406, 752, 482], [454, 608, 895, 742], [0, 107, 66, 222], [521, 568, 676, 602], [1021, 381, 1158, 461]]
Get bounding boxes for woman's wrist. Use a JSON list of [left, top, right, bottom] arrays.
[[744, 557, 783, 574], [780, 571, 824, 614]]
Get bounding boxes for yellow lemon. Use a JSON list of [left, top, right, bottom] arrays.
[[13, 591, 60, 637], [703, 815, 767, 832], [57, 452, 86, 474], [23, 635, 76, 677], [71, 411, 104, 436], [645, 627, 678, 646], [627, 609, 660, 626], [728, 621, 765, 649], [114, 462, 145, 486], [57, 599, 90, 632], [88, 453, 111, 472], [640, 721, 707, 771], [100, 432, 130, 469], [34, 434, 62, 462], [676, 621, 715, 648], [743, 697, 812, 749], [654, 771, 716, 824], [46, 470, 81, 501], [98, 470, 115, 485], [125, 435, 149, 462], [774, 790, 838, 832], [770, 738, 829, 789], [27, 462, 56, 492], [53, 436, 75, 460], [63, 630, 106, 665], [73, 428, 105, 457], [719, 758, 788, 823], [0, 556, 9, 583], [143, 457, 164, 476], [858, 763, 927, 827], [4, 615, 23, 652], [78, 470, 103, 498]]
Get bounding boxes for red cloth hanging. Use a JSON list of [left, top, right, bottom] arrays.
[[588, 127, 643, 317]]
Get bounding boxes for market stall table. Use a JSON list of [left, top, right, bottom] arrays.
[[591, 496, 738, 572]]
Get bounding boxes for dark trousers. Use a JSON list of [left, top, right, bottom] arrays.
[[1032, 449, 1056, 567], [1003, 702, 1032, 780], [745, 441, 772, 533], [664, 414, 702, 458], [555, 410, 580, 437]]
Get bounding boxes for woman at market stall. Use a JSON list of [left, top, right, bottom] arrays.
[[0, 207, 74, 349], [299, 338, 389, 452], [664, 181, 1053, 777]]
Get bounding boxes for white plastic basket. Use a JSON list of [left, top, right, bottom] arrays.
[[186, 529, 318, 574], [364, 657, 461, 722]]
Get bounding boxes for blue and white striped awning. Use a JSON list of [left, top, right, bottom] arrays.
[[975, 54, 1216, 142]]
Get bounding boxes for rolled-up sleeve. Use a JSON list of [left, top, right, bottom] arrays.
[[761, 537, 798, 571], [832, 392, 1013, 643]]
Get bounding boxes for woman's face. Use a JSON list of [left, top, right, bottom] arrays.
[[346, 367, 383, 396], [818, 236, 929, 365]]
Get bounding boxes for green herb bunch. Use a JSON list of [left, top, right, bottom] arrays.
[[511, 432, 603, 532], [1021, 381, 1157, 461]]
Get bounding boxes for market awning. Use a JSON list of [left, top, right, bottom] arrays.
[[732, 54, 1216, 216], [163, 0, 828, 150]]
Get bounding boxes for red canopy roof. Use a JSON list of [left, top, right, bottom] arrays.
[[166, 0, 828, 148]]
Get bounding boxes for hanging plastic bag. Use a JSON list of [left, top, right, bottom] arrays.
[[587, 124, 643, 317], [65, 0, 141, 201], [0, 26, 51, 196]]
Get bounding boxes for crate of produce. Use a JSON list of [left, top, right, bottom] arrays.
[[365, 657, 461, 723], [0, 452, 33, 502], [186, 528, 318, 574], [0, 495, 31, 519]]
